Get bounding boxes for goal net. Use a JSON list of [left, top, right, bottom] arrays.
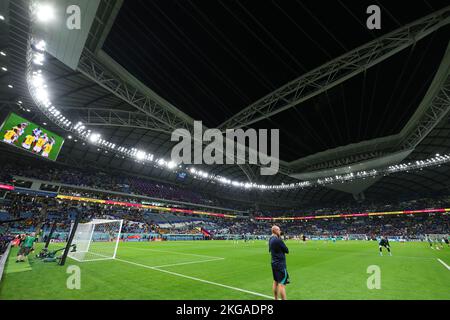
[[426, 234, 449, 242], [68, 219, 123, 262]]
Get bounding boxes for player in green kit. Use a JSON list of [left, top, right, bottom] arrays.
[[16, 232, 36, 262]]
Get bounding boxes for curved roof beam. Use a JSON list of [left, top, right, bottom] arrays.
[[76, 50, 292, 177], [219, 6, 450, 130], [289, 38, 450, 172], [77, 50, 194, 133], [63, 107, 173, 134]]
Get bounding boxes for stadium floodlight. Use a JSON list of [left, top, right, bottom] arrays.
[[34, 40, 46, 51], [135, 150, 146, 160], [31, 74, 45, 88], [33, 52, 45, 65], [167, 161, 176, 169], [89, 133, 101, 144], [35, 3, 55, 23], [35, 88, 48, 102]]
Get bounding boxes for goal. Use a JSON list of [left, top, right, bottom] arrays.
[[426, 234, 449, 242], [68, 219, 123, 262]]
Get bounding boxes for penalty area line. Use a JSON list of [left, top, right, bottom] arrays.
[[437, 258, 450, 271], [151, 257, 225, 268], [124, 246, 224, 260], [115, 258, 273, 300]]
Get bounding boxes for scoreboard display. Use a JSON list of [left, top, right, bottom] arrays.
[[0, 112, 65, 161]]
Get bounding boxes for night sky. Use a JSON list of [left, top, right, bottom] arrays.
[[104, 0, 450, 161]]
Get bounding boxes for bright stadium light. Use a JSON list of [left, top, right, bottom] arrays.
[[32, 75, 45, 88], [89, 133, 101, 144], [34, 40, 46, 51], [135, 150, 146, 161], [33, 53, 45, 65], [167, 161, 176, 169], [35, 4, 55, 23]]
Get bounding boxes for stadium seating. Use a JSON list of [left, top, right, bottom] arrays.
[[0, 159, 448, 239], [0, 158, 231, 208]]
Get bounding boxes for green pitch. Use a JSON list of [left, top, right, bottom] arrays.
[[0, 240, 449, 300]]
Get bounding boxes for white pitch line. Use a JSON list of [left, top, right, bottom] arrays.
[[124, 246, 223, 259], [151, 257, 224, 268], [437, 258, 450, 270], [115, 258, 273, 300]]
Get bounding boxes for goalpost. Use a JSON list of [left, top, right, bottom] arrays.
[[68, 219, 123, 262], [427, 234, 449, 243]]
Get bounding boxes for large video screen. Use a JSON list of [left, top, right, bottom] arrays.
[[0, 112, 64, 161]]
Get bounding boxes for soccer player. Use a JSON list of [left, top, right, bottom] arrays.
[[426, 235, 434, 249], [435, 238, 443, 250], [3, 128, 17, 143], [22, 133, 36, 150], [269, 225, 289, 300], [41, 137, 55, 157], [379, 236, 392, 256], [32, 127, 42, 139], [16, 232, 36, 262], [33, 133, 48, 153], [11, 122, 28, 144]]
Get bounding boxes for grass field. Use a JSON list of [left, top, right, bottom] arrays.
[[0, 240, 449, 300]]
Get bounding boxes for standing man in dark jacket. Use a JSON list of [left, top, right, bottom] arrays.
[[269, 225, 289, 300]]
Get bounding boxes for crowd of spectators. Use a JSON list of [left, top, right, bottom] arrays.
[[1, 189, 449, 238], [0, 157, 449, 240], [0, 193, 211, 237], [0, 195, 448, 240], [254, 197, 450, 218], [0, 158, 236, 209], [223, 214, 449, 239]]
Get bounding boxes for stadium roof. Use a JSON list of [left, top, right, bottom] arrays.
[[104, 0, 450, 162], [1, 0, 450, 208]]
